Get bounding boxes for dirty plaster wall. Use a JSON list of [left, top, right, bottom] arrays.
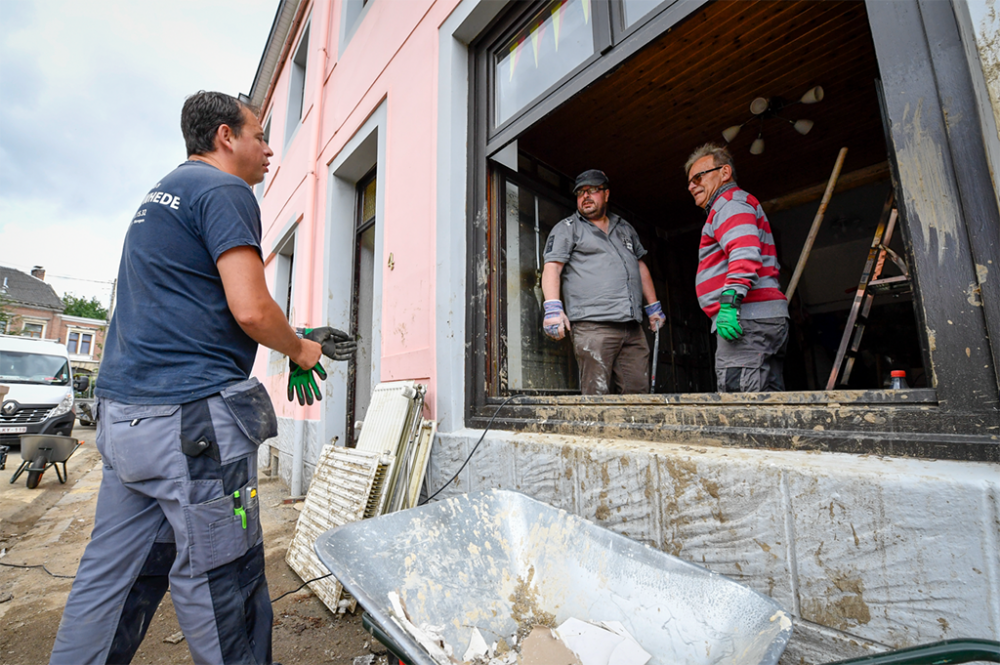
[[970, 0, 1000, 136], [426, 431, 1000, 654]]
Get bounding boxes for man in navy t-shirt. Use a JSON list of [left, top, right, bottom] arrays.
[[51, 92, 322, 665]]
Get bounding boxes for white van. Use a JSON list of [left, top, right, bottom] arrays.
[[0, 335, 83, 447]]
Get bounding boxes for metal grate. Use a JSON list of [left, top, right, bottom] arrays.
[[0, 407, 52, 424], [285, 445, 383, 615]]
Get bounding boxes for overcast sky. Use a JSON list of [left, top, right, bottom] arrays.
[[0, 0, 277, 307]]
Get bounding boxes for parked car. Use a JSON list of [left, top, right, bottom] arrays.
[[0, 335, 85, 447]]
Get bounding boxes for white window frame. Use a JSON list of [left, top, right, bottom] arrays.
[[338, 0, 375, 58], [21, 318, 46, 339], [284, 22, 311, 147], [66, 328, 95, 357], [255, 115, 272, 201]]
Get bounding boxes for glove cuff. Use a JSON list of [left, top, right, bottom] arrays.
[[644, 301, 662, 316], [543, 300, 564, 315], [719, 290, 743, 307]]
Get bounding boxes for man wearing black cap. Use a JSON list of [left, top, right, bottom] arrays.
[[541, 169, 665, 394]]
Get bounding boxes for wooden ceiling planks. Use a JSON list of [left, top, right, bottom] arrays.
[[518, 0, 887, 230]]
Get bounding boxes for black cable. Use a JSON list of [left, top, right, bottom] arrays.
[[420, 394, 520, 505], [0, 561, 76, 579], [270, 572, 333, 603]]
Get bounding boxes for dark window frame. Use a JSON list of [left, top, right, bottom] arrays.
[[465, 0, 1000, 462], [345, 166, 378, 447]]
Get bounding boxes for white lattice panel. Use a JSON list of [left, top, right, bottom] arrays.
[[285, 445, 382, 614]]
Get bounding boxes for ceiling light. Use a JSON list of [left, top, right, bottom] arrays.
[[721, 85, 824, 155], [750, 97, 770, 115], [722, 125, 743, 143], [800, 86, 824, 104]]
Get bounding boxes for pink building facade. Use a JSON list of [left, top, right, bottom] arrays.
[[248, 0, 1000, 655]]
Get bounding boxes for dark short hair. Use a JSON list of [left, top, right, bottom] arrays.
[[181, 91, 250, 157], [684, 143, 737, 182]]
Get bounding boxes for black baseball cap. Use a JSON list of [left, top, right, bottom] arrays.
[[573, 169, 609, 193]]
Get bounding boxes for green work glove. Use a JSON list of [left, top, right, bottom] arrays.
[[287, 360, 327, 406], [303, 327, 357, 361], [716, 290, 744, 341]]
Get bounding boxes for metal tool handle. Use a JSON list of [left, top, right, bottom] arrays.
[[650, 328, 660, 393]]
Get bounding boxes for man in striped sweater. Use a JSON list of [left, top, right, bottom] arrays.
[[685, 143, 789, 392]]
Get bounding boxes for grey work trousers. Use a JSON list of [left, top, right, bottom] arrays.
[[715, 317, 789, 392], [50, 378, 277, 665], [571, 321, 650, 395]]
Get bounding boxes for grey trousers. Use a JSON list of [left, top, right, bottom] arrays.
[[50, 378, 277, 665], [715, 317, 789, 392], [571, 321, 650, 395]]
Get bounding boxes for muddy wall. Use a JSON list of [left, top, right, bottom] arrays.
[[425, 430, 1000, 661]]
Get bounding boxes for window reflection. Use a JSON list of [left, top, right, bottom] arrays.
[[495, 0, 596, 127], [622, 0, 662, 28], [502, 176, 579, 391]]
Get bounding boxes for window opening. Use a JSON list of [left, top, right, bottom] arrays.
[[67, 331, 94, 355], [256, 117, 271, 200], [22, 322, 43, 338], [274, 232, 296, 322], [347, 169, 377, 445], [478, 0, 926, 397], [495, 164, 579, 392], [285, 26, 310, 145]]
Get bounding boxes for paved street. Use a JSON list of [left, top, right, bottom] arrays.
[[0, 419, 378, 665], [1, 422, 102, 544]]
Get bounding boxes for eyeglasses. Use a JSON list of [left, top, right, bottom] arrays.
[[575, 186, 606, 197], [688, 166, 724, 186]]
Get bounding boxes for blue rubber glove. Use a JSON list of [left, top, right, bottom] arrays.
[[543, 300, 571, 340], [716, 290, 744, 341], [644, 301, 665, 332]]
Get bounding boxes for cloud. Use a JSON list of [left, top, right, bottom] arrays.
[[0, 0, 275, 286]]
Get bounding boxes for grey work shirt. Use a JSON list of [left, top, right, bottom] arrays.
[[543, 211, 647, 323]]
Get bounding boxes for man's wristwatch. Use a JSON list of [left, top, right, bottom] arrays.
[[719, 291, 743, 307]]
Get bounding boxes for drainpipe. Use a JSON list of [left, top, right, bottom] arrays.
[[292, 0, 332, 493]]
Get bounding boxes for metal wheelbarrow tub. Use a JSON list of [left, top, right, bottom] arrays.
[[315, 489, 792, 665], [9, 434, 81, 489]]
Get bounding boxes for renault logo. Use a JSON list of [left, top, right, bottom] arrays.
[[2, 401, 18, 416]]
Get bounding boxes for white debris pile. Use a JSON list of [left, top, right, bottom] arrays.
[[386, 591, 651, 665]]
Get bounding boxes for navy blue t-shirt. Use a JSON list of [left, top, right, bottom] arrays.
[[96, 161, 262, 404]]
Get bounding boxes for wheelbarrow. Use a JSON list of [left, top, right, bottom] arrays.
[[315, 489, 794, 665], [9, 434, 81, 489]]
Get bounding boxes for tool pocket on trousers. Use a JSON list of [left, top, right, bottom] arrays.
[[188, 494, 251, 577], [246, 500, 261, 547], [107, 403, 183, 483], [221, 378, 278, 446]]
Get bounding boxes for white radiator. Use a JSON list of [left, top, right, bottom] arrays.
[[355, 380, 419, 454]]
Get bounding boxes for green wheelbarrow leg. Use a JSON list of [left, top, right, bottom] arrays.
[[825, 639, 1000, 664], [362, 611, 411, 664]]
